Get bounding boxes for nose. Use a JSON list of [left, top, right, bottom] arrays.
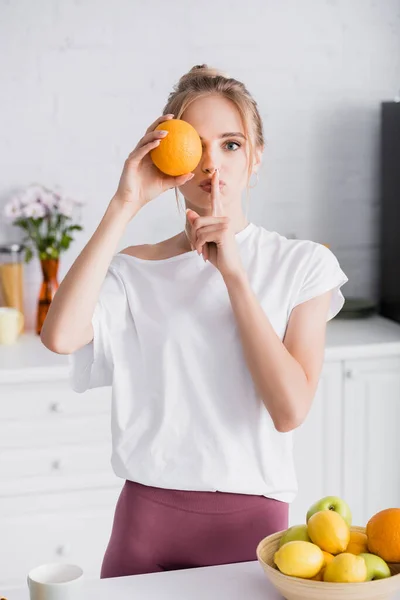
[[200, 147, 220, 175]]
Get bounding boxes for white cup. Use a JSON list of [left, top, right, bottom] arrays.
[[27, 563, 83, 600]]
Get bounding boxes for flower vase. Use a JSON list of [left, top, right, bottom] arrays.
[[37, 258, 59, 335]]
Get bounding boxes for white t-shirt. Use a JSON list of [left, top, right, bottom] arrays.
[[69, 223, 348, 503]]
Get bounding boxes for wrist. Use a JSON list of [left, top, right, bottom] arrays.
[[107, 194, 142, 225], [222, 268, 248, 287]]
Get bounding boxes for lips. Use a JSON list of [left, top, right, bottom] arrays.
[[199, 180, 225, 193]]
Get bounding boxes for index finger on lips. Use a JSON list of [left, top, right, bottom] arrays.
[[211, 169, 221, 217], [146, 114, 174, 134]]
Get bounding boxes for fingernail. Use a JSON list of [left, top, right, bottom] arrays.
[[158, 130, 168, 136]]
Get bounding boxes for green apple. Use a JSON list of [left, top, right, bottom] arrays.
[[279, 524, 312, 548], [306, 496, 352, 527], [359, 553, 391, 581]]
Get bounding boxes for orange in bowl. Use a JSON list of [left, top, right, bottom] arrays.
[[367, 508, 400, 563], [150, 119, 202, 176]]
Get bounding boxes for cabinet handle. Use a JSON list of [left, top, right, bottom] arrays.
[[345, 369, 353, 379], [51, 459, 63, 471], [56, 544, 71, 557], [50, 402, 64, 414]]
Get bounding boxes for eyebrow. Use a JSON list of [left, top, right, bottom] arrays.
[[199, 132, 247, 141]]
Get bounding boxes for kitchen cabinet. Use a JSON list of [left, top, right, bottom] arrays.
[[290, 361, 343, 525], [1, 316, 400, 589], [291, 318, 400, 527], [342, 356, 400, 526]]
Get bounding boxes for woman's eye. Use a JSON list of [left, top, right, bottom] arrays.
[[224, 141, 241, 151]]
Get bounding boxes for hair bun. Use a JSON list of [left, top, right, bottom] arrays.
[[189, 64, 230, 78], [176, 64, 230, 91]]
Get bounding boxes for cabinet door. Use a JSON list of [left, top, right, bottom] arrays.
[[290, 361, 343, 526], [0, 487, 122, 588], [342, 356, 400, 527]]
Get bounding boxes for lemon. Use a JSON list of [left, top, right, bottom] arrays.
[[323, 553, 367, 583], [307, 510, 350, 554], [310, 550, 334, 581], [274, 540, 324, 578]]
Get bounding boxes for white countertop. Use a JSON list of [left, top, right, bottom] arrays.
[[1, 315, 400, 383], [2, 561, 283, 600]]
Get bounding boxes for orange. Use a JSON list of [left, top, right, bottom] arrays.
[[346, 530, 369, 555], [367, 508, 400, 562], [150, 119, 202, 176]]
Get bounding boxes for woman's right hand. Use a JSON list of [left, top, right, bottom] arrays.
[[112, 114, 195, 218]]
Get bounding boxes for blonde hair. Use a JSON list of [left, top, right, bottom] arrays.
[[162, 64, 265, 216]]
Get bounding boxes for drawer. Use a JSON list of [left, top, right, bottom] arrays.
[[0, 506, 117, 587], [0, 444, 112, 479], [1, 471, 122, 497], [0, 486, 123, 518], [0, 381, 111, 421], [0, 414, 111, 449]]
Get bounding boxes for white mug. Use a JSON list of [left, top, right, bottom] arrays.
[[27, 563, 83, 600]]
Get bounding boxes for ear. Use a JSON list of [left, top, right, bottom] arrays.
[[252, 146, 263, 174]]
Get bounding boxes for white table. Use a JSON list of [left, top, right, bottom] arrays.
[[3, 561, 283, 599]]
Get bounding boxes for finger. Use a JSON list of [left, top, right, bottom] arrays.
[[128, 138, 162, 164], [133, 129, 169, 152], [173, 173, 195, 187], [211, 169, 220, 217], [195, 223, 228, 253], [161, 173, 195, 193], [202, 242, 209, 262], [191, 216, 229, 240], [145, 114, 174, 134]]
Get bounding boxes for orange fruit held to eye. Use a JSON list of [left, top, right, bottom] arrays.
[[150, 119, 202, 177]]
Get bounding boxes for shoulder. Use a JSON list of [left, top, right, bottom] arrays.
[[252, 225, 323, 264]]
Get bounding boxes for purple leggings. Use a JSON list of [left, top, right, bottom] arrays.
[[100, 480, 289, 578]]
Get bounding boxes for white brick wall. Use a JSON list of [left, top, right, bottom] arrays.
[[1, 0, 399, 329]]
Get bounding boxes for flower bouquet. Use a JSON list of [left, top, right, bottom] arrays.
[[3, 183, 84, 334]]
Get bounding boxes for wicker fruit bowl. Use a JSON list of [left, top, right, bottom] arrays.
[[256, 526, 400, 600]]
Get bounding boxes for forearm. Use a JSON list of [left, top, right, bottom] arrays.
[[223, 270, 309, 432], [41, 197, 138, 354]]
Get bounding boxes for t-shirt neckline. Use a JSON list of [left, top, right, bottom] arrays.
[[117, 222, 256, 265]]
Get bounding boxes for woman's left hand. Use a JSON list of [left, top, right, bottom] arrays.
[[185, 170, 245, 279]]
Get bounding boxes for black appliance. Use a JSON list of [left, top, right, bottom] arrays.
[[378, 101, 400, 323]]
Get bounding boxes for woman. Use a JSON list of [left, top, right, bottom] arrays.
[[41, 64, 348, 577]]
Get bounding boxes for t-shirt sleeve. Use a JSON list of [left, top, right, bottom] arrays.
[[68, 265, 126, 393], [291, 243, 349, 321]]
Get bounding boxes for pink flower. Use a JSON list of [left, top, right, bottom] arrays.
[[57, 197, 75, 218], [23, 202, 47, 219], [3, 196, 23, 219]]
